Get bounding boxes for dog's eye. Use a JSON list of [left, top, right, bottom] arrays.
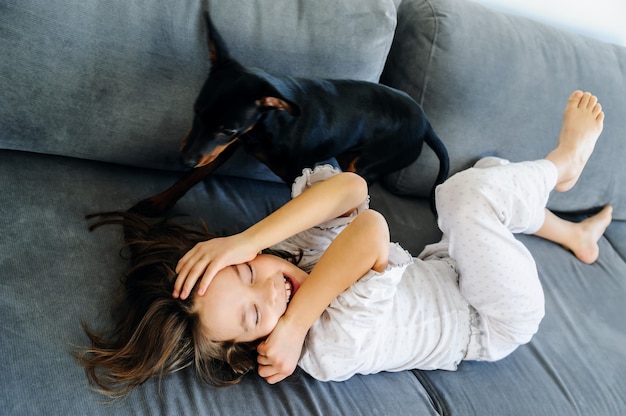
[[219, 128, 238, 138]]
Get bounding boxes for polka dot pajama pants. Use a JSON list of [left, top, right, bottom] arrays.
[[435, 157, 558, 361]]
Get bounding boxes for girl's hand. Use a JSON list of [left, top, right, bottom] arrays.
[[174, 172, 368, 300], [256, 316, 307, 384], [173, 233, 258, 299], [254, 209, 390, 384]]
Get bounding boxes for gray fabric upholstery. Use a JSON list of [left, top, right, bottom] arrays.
[[208, 0, 397, 81], [1, 0, 625, 414], [381, 0, 626, 220]]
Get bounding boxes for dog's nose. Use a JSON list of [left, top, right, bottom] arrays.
[[179, 152, 199, 168], [179, 129, 200, 167]]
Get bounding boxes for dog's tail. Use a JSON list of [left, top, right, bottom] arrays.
[[424, 122, 450, 215]]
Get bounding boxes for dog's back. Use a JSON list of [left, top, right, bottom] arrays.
[[243, 75, 448, 187]]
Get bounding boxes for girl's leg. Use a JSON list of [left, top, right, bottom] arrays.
[[436, 160, 555, 361], [436, 91, 607, 361], [545, 90, 604, 192], [533, 90, 612, 264], [534, 207, 613, 265]]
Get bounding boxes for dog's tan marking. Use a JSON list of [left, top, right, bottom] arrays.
[[346, 156, 360, 173], [257, 97, 295, 115], [180, 129, 192, 152], [195, 138, 239, 168]]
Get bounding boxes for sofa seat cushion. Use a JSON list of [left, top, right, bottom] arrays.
[[0, 149, 443, 416]]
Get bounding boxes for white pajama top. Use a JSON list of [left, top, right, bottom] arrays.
[[271, 165, 471, 381], [273, 158, 552, 381]]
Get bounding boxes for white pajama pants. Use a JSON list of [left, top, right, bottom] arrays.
[[435, 158, 558, 361]]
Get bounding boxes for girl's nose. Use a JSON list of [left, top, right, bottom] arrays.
[[262, 277, 278, 307]]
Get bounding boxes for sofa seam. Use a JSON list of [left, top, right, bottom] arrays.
[[410, 370, 450, 416], [392, 0, 440, 191], [417, 0, 439, 108]]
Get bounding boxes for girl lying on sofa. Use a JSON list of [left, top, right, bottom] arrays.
[[77, 91, 612, 397]]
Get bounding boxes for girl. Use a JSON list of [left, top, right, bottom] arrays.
[[78, 91, 612, 395]]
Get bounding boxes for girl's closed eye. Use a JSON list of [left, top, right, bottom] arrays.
[[244, 304, 260, 331], [254, 304, 260, 325], [247, 263, 254, 284]]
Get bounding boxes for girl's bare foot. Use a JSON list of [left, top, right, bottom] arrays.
[[535, 205, 613, 265], [567, 205, 613, 264], [546, 91, 604, 192]]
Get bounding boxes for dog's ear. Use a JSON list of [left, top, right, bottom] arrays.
[[256, 97, 301, 116], [204, 12, 230, 67]]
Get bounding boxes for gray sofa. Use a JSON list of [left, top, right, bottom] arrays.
[[1, 0, 625, 414]]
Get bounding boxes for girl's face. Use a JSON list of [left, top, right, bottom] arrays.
[[194, 254, 307, 343]]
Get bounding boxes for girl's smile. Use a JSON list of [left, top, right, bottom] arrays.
[[194, 254, 307, 343]]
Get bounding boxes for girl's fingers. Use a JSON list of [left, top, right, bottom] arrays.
[[264, 374, 286, 385], [179, 257, 223, 299], [179, 277, 198, 300], [256, 340, 267, 356], [175, 252, 189, 274], [173, 261, 193, 295], [180, 259, 209, 299], [172, 270, 188, 298], [173, 252, 200, 298], [196, 264, 219, 296], [173, 253, 200, 298], [256, 363, 288, 384], [175, 243, 199, 274]]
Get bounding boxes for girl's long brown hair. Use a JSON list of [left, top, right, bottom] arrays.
[[74, 212, 261, 399]]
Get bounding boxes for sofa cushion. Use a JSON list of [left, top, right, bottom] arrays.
[[208, 0, 397, 81], [381, 0, 626, 220], [0, 150, 441, 416], [0, 0, 397, 172]]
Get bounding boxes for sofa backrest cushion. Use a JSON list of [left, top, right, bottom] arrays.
[[0, 0, 397, 172], [381, 0, 625, 220]]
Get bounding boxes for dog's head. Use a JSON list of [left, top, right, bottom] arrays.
[[180, 13, 300, 168]]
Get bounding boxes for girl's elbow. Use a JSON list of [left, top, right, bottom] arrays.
[[353, 210, 390, 272], [340, 172, 368, 203], [370, 211, 390, 271]]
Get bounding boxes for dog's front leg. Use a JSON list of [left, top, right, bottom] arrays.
[[129, 141, 242, 216]]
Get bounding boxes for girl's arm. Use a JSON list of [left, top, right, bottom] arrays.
[[174, 172, 368, 299], [257, 208, 390, 384]]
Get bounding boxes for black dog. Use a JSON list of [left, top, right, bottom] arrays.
[[130, 13, 449, 216]]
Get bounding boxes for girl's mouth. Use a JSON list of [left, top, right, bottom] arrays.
[[283, 275, 294, 303]]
